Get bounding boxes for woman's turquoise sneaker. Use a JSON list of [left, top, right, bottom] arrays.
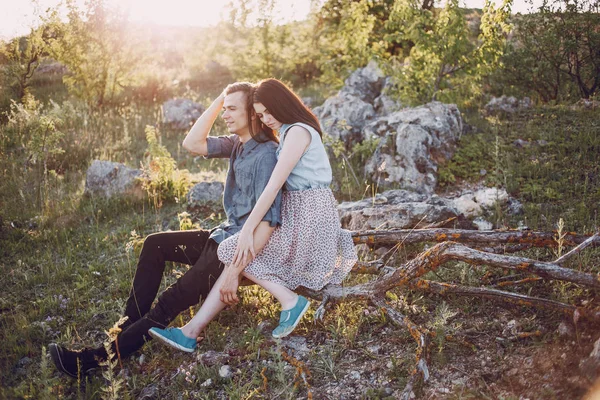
[[148, 327, 197, 353], [272, 295, 310, 339]]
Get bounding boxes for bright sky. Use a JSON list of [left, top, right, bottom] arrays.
[[0, 0, 543, 40]]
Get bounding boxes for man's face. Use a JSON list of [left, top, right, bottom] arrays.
[[222, 91, 250, 135]]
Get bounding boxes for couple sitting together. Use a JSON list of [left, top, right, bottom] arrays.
[[49, 78, 358, 377]]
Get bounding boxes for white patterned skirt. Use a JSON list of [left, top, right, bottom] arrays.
[[217, 187, 357, 291]]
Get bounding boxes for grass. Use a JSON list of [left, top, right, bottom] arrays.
[[1, 94, 599, 398]]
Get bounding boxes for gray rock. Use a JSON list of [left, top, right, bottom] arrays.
[[473, 187, 509, 209], [314, 62, 384, 143], [342, 61, 386, 103], [338, 190, 459, 230], [452, 193, 482, 218], [364, 101, 463, 193], [513, 139, 530, 148], [201, 378, 212, 387], [219, 365, 232, 379], [162, 98, 205, 130], [473, 217, 493, 231], [84, 160, 143, 199], [484, 96, 532, 115], [186, 181, 224, 208], [507, 198, 524, 215], [316, 91, 376, 143], [349, 370, 361, 380], [197, 350, 229, 367], [282, 336, 309, 356], [557, 321, 575, 338], [301, 97, 314, 107], [137, 384, 159, 400]]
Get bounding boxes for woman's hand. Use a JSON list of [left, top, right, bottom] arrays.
[[219, 268, 240, 305], [232, 228, 256, 269]]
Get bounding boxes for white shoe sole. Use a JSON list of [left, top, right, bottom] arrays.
[[148, 329, 195, 353], [272, 300, 310, 339]]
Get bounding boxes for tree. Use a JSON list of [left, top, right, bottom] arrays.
[[386, 0, 512, 106], [499, 0, 600, 102], [45, 0, 143, 108], [0, 27, 49, 103]]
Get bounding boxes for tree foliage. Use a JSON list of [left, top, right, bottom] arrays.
[[498, 0, 600, 102], [45, 0, 143, 108], [0, 27, 50, 102]]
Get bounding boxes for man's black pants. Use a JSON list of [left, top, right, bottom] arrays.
[[91, 229, 224, 360]]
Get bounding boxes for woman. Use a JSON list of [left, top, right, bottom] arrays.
[[150, 79, 357, 351]]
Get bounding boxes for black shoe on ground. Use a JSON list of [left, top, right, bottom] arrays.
[[48, 343, 100, 378]]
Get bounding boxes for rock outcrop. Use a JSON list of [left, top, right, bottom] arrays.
[[364, 102, 463, 194], [186, 182, 224, 209], [84, 160, 143, 198], [483, 96, 532, 115], [338, 189, 462, 231], [162, 98, 205, 130], [314, 61, 387, 143]]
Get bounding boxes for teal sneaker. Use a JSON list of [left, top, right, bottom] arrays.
[[148, 327, 197, 353], [272, 295, 310, 339]]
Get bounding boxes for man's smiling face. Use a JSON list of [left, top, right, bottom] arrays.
[[222, 91, 250, 136]]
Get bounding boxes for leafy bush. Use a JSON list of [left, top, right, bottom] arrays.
[[139, 125, 191, 209]]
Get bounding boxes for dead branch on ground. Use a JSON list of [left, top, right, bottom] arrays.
[[296, 228, 600, 397]]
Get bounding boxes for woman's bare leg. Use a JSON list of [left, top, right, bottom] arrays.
[[179, 270, 229, 338], [242, 271, 298, 309]]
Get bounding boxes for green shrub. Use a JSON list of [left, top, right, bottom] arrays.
[[139, 125, 191, 209]]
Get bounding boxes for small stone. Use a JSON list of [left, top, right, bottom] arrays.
[[438, 388, 451, 393], [197, 350, 229, 367], [201, 378, 212, 387], [219, 365, 232, 379], [349, 370, 361, 380], [367, 344, 381, 354], [513, 139, 530, 148], [283, 336, 309, 355], [386, 361, 394, 369], [557, 321, 575, 338], [473, 217, 493, 231], [480, 169, 487, 176], [517, 220, 529, 230]]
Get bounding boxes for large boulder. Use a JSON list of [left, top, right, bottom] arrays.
[[162, 98, 205, 130], [186, 181, 224, 209], [364, 101, 463, 194], [338, 189, 462, 230], [84, 160, 143, 198], [314, 61, 386, 143]]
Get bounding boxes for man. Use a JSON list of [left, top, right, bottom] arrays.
[[49, 82, 282, 377]]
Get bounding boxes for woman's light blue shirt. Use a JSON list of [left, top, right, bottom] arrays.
[[277, 123, 332, 191]]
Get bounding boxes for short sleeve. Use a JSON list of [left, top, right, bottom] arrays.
[[253, 147, 282, 227], [205, 135, 236, 159]]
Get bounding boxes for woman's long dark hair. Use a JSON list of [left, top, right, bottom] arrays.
[[253, 79, 323, 139]]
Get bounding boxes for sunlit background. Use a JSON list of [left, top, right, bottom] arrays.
[[0, 0, 543, 40]]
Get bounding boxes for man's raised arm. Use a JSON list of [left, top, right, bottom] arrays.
[[182, 93, 224, 156]]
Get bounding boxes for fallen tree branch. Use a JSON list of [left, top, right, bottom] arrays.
[[555, 232, 599, 265], [410, 279, 600, 322], [372, 296, 430, 400], [352, 229, 600, 249], [296, 228, 600, 397]]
